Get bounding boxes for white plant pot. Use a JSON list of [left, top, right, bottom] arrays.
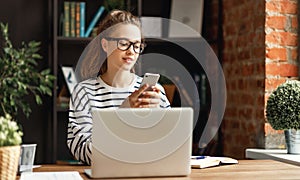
[[284, 129, 300, 154]]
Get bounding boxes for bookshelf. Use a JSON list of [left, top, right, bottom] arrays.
[[51, 0, 107, 163], [50, 0, 221, 163]]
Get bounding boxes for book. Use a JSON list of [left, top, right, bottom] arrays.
[[80, 2, 86, 37], [75, 2, 81, 37], [63, 1, 70, 37], [70, 1, 76, 37], [190, 156, 238, 169], [84, 6, 105, 37]]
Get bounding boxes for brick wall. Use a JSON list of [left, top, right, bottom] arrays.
[[221, 0, 266, 158], [219, 0, 298, 159], [265, 0, 298, 148]]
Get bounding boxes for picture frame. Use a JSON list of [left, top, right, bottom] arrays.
[[140, 17, 163, 38], [169, 0, 204, 37], [61, 66, 78, 94], [18, 144, 37, 173]]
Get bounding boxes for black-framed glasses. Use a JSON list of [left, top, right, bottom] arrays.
[[105, 37, 146, 54]]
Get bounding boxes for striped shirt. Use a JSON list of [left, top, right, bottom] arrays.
[[67, 75, 170, 165]]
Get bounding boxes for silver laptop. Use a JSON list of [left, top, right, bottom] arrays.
[[85, 107, 193, 178]]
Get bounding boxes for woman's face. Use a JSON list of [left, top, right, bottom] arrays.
[[102, 24, 142, 73]]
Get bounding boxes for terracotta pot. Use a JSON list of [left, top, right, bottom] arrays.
[[162, 84, 176, 103]]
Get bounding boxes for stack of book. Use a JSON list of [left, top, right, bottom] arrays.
[[61, 1, 105, 38]]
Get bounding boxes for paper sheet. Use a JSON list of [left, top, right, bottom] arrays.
[[20, 171, 83, 180]]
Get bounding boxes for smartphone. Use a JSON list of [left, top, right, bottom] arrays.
[[141, 73, 160, 88]]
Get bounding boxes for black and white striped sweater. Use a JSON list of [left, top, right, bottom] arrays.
[[67, 75, 170, 165]]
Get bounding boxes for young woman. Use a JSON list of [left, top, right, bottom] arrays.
[[67, 10, 170, 165]]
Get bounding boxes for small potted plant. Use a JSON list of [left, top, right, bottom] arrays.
[[0, 114, 23, 180], [266, 80, 300, 154], [0, 23, 55, 178]]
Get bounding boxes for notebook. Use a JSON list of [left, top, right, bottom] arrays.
[[190, 156, 238, 169], [85, 107, 193, 178]]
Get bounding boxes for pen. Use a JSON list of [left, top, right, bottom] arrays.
[[191, 156, 207, 160]]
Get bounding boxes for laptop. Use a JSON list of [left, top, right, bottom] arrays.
[[85, 107, 193, 178]]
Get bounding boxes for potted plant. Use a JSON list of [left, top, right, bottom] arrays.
[[104, 0, 125, 11], [0, 114, 23, 180], [0, 23, 55, 118], [0, 22, 55, 177], [266, 80, 300, 154]]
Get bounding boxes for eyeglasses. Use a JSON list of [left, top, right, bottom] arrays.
[[105, 37, 146, 54]]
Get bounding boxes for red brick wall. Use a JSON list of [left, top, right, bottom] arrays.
[[265, 0, 298, 148], [220, 0, 298, 159], [221, 0, 266, 159]]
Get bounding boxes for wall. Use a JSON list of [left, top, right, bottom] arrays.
[[0, 0, 51, 163], [265, 0, 298, 148], [221, 0, 266, 158], [0, 0, 298, 162], [220, 0, 298, 159]]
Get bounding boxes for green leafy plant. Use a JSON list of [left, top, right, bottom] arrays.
[[159, 75, 174, 85], [266, 80, 300, 130], [0, 114, 23, 146], [0, 23, 55, 118], [104, 0, 125, 11]]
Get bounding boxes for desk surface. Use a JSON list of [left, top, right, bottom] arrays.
[[28, 160, 300, 179], [246, 148, 300, 166]]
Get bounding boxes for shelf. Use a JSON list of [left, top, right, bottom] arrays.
[[57, 36, 93, 41], [145, 37, 202, 42], [57, 36, 203, 42], [55, 36, 207, 49], [57, 37, 93, 46], [50, 0, 219, 163]]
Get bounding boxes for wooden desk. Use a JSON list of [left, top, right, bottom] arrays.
[[246, 148, 300, 166], [27, 160, 300, 179]]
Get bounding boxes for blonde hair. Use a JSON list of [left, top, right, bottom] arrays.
[[97, 10, 142, 75]]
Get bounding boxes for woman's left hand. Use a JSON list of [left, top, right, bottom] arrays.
[[137, 86, 161, 108], [120, 85, 161, 108]]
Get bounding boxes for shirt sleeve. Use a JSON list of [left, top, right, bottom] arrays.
[[67, 83, 92, 165]]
